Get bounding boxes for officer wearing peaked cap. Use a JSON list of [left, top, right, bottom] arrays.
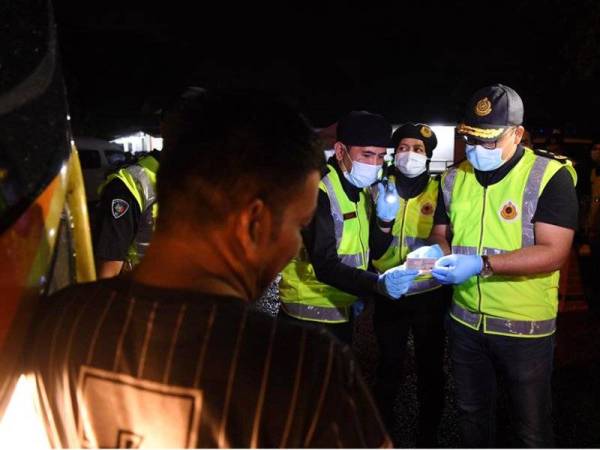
[[429, 84, 578, 447]]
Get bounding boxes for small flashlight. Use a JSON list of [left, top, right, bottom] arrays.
[[383, 178, 397, 204]]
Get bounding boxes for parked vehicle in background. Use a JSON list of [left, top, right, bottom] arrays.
[[75, 137, 128, 202], [0, 1, 96, 446]]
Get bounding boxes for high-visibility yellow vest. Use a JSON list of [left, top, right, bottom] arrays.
[[100, 155, 159, 267], [372, 174, 440, 296], [441, 147, 576, 337], [279, 164, 370, 323]]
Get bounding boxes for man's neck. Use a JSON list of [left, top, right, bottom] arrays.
[[131, 232, 253, 301]]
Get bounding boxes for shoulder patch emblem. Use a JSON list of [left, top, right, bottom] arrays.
[[421, 202, 434, 216], [420, 126, 432, 138], [499, 200, 518, 222], [111, 198, 130, 219], [475, 97, 492, 117]]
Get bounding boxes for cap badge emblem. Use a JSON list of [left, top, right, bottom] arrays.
[[420, 126, 432, 138], [475, 97, 492, 117], [499, 200, 518, 222]]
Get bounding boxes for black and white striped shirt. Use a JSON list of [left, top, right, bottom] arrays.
[[27, 278, 390, 448]]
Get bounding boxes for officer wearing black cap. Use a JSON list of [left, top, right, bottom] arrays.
[[279, 111, 419, 344], [369, 123, 446, 446], [429, 84, 579, 447]]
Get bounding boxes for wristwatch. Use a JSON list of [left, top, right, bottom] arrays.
[[480, 255, 494, 278]]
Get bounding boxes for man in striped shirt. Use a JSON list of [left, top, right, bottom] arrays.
[[27, 89, 391, 448]]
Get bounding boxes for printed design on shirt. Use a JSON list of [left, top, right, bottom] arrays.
[[499, 200, 519, 222], [77, 365, 202, 448], [111, 199, 129, 219], [420, 202, 434, 216], [475, 97, 492, 116]]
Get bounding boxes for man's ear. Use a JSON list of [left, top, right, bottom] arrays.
[[236, 198, 272, 260], [513, 126, 525, 145], [334, 142, 347, 168]]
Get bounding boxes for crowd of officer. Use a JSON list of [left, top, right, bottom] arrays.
[[81, 83, 580, 448]]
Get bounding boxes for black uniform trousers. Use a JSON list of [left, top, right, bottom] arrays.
[[373, 286, 447, 447]]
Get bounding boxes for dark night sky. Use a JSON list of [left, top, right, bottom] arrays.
[[53, 1, 600, 139]]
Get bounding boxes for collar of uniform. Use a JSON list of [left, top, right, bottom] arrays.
[[326, 156, 362, 202], [474, 144, 525, 188], [392, 168, 430, 200]]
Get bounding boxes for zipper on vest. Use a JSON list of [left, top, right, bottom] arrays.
[[476, 186, 488, 316], [399, 198, 408, 256]]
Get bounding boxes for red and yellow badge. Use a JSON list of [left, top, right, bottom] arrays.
[[420, 126, 432, 138], [475, 97, 492, 117], [499, 200, 519, 222], [420, 202, 434, 216]]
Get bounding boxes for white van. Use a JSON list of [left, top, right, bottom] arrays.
[[75, 137, 128, 202]]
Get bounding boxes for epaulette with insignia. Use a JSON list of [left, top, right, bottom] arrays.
[[532, 148, 570, 164]]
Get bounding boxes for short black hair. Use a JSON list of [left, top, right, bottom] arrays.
[[157, 89, 323, 230]]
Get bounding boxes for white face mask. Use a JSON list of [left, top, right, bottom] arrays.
[[342, 149, 382, 188], [395, 151, 428, 178]]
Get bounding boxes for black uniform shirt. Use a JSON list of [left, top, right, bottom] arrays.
[[301, 158, 381, 297], [434, 145, 579, 230], [94, 178, 143, 261], [27, 278, 390, 448]]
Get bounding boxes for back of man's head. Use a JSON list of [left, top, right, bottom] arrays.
[[157, 89, 323, 232]]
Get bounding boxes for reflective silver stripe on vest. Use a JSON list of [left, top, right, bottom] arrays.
[[442, 168, 458, 216], [453, 245, 508, 256], [321, 174, 344, 248], [522, 156, 551, 247], [281, 302, 350, 322], [321, 173, 368, 268], [404, 236, 428, 252], [340, 253, 363, 268], [452, 245, 478, 255], [451, 303, 556, 336], [126, 164, 156, 212], [482, 247, 508, 255], [450, 302, 481, 327], [485, 316, 556, 336], [407, 277, 439, 294]]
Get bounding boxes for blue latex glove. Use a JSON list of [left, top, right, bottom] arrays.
[[377, 265, 419, 299], [406, 244, 444, 259], [431, 254, 483, 285], [352, 299, 366, 318], [375, 181, 400, 222]]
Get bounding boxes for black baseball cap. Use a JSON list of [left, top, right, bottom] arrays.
[[336, 110, 392, 148], [391, 123, 438, 158], [456, 84, 524, 142]]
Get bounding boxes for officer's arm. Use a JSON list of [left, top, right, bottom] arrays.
[[303, 191, 379, 297], [428, 224, 452, 255], [97, 260, 124, 278], [426, 188, 452, 254], [487, 222, 573, 275], [94, 178, 141, 278], [488, 167, 577, 275]]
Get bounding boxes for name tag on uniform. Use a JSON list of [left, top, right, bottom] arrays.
[[343, 212, 357, 220]]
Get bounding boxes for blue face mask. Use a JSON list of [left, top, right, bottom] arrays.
[[465, 144, 505, 171], [343, 149, 382, 188]]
